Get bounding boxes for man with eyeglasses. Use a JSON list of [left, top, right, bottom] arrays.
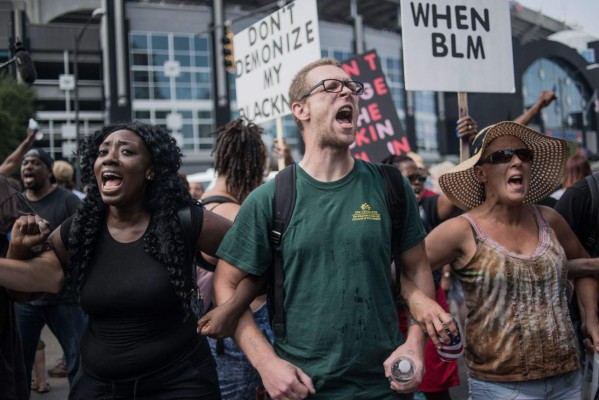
[[211, 58, 452, 399]]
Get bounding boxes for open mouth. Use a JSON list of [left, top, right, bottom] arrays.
[[508, 175, 524, 188], [101, 171, 123, 192], [335, 106, 354, 127], [22, 171, 34, 184]]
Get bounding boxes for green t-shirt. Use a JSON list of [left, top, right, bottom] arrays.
[[217, 159, 426, 399]]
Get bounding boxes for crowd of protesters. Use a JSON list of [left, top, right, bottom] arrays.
[[0, 57, 598, 400]]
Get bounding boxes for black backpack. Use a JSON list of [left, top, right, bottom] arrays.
[[268, 163, 407, 339]]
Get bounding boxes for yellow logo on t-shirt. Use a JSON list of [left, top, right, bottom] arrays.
[[352, 203, 381, 221]]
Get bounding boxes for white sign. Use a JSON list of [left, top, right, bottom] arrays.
[[62, 141, 76, 157], [400, 0, 515, 93], [61, 123, 76, 139], [164, 60, 181, 78], [59, 74, 75, 91], [234, 0, 321, 124], [166, 112, 183, 130]]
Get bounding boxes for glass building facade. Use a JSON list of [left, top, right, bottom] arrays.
[[128, 10, 442, 164], [129, 32, 215, 152], [522, 57, 592, 144], [4, 1, 597, 173]]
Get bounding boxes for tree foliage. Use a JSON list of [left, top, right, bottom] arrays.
[[0, 73, 37, 161]]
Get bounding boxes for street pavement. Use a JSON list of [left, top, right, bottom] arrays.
[[35, 326, 470, 400]]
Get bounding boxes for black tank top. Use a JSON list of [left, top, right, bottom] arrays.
[[61, 208, 208, 380]]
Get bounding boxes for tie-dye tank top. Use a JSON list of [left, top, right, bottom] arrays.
[[458, 205, 579, 381]]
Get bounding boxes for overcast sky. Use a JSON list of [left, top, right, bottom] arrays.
[[517, 0, 599, 39]]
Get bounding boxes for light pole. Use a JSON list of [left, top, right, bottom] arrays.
[[74, 8, 104, 190]]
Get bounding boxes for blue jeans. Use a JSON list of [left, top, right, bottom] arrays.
[[209, 304, 274, 400], [16, 303, 85, 386], [468, 370, 582, 400]]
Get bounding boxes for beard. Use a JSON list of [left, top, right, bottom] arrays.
[[314, 123, 356, 149]]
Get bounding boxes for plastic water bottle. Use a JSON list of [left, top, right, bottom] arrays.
[[29, 118, 43, 140], [391, 357, 415, 383]]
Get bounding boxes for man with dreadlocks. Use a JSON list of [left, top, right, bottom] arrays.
[[195, 118, 270, 400]]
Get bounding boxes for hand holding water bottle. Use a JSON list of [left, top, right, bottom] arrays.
[[383, 337, 424, 393]]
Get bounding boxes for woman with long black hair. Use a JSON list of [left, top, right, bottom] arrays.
[[1, 121, 231, 399]]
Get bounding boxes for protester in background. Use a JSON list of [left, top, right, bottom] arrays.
[[555, 169, 599, 364], [197, 118, 270, 400], [189, 181, 205, 201], [421, 122, 599, 399], [15, 148, 83, 389], [551, 154, 592, 200], [1, 122, 232, 399], [406, 151, 436, 198], [0, 127, 38, 177], [203, 58, 453, 399], [53, 160, 85, 200]]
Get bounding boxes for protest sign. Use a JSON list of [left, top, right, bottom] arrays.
[[234, 0, 321, 124], [400, 0, 514, 93], [342, 51, 410, 162]]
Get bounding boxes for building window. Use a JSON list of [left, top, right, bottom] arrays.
[[414, 91, 438, 153], [381, 56, 406, 128], [130, 32, 214, 154]]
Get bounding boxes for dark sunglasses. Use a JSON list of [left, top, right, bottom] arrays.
[[408, 174, 427, 184], [478, 148, 534, 165], [300, 79, 365, 100]]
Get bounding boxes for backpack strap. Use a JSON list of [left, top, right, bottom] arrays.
[[584, 173, 599, 255], [268, 163, 405, 339], [377, 164, 406, 296], [270, 164, 296, 339], [201, 196, 239, 206], [177, 202, 204, 317]]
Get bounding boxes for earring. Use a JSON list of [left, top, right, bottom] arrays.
[[146, 174, 153, 181]]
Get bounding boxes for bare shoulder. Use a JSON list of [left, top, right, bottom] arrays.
[[426, 214, 476, 270], [434, 214, 472, 235]]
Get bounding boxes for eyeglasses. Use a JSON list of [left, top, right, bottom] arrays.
[[300, 79, 365, 100], [408, 174, 427, 184], [477, 148, 534, 165]]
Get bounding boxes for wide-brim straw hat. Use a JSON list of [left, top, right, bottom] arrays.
[[439, 121, 567, 211]]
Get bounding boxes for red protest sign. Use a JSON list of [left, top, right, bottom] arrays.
[[341, 51, 410, 163]]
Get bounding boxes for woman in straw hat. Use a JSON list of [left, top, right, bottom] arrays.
[[416, 121, 599, 399]]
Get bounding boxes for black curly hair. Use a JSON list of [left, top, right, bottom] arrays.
[[68, 121, 195, 318], [212, 118, 266, 202]]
